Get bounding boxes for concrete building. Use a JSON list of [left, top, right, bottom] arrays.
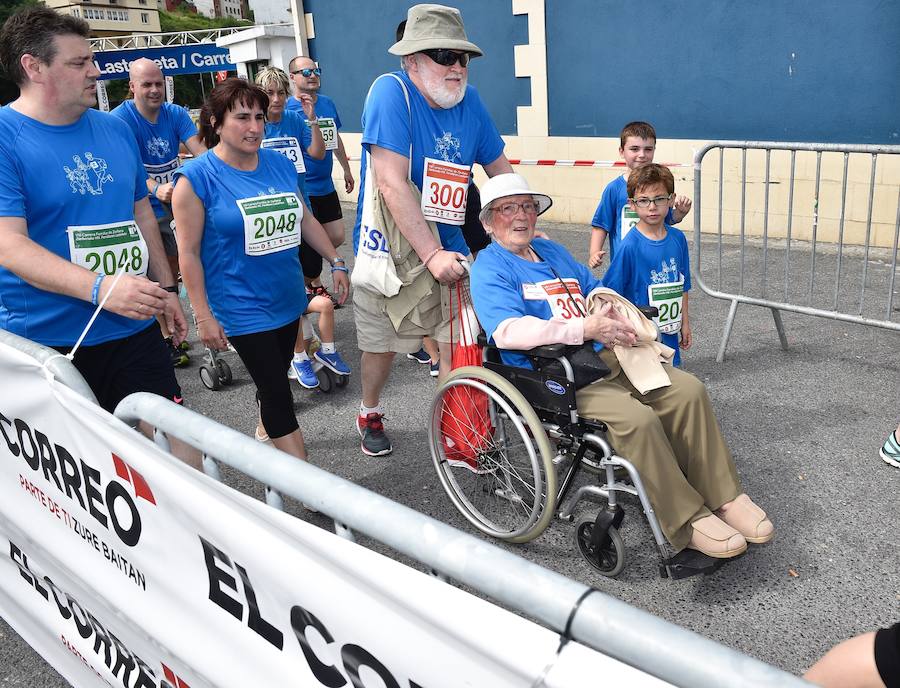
[[47, 0, 162, 36], [246, 0, 291, 26]]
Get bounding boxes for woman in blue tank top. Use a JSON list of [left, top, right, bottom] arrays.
[[172, 78, 349, 467]]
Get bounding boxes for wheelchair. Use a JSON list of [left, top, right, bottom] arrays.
[[428, 333, 726, 580]]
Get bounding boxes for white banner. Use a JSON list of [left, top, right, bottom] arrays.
[[0, 342, 669, 687]]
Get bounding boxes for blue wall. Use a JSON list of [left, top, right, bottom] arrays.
[[303, 0, 529, 135], [302, 1, 899, 144], [547, 0, 900, 143]]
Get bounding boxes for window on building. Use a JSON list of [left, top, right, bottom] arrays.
[[71, 7, 80, 15], [140, 11, 148, 22]]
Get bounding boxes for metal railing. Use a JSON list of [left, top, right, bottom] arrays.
[[693, 141, 900, 362], [115, 392, 811, 688], [0, 329, 810, 686], [88, 23, 290, 51]]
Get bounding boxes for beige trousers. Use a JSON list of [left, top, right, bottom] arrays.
[[575, 349, 742, 550]]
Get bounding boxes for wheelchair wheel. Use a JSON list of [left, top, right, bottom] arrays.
[[429, 366, 557, 543], [215, 358, 232, 385], [199, 364, 221, 391], [574, 516, 625, 577]]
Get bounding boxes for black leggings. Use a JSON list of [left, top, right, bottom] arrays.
[[228, 319, 300, 439], [876, 622, 900, 688]]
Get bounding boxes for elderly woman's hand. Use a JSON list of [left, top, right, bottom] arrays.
[[583, 302, 638, 349]]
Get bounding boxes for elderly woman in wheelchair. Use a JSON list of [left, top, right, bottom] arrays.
[[429, 173, 773, 578]]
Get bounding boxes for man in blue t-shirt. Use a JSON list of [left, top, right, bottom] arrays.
[[351, 4, 513, 457], [0, 8, 196, 467], [286, 56, 355, 303], [111, 58, 206, 365]]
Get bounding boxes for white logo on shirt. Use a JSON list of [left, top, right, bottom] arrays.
[[650, 257, 679, 284], [433, 131, 461, 162], [63, 153, 114, 196], [146, 136, 171, 158]]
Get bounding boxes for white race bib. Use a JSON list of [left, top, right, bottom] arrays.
[[145, 158, 180, 186], [316, 117, 338, 151], [237, 193, 303, 256], [620, 204, 639, 242], [522, 278, 586, 321], [421, 157, 470, 225], [647, 276, 684, 334], [261, 137, 306, 174], [67, 221, 148, 277]]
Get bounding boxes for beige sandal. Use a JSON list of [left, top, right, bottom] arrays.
[[688, 514, 748, 558], [717, 494, 775, 544]]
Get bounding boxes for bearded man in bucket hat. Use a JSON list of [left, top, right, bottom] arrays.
[[352, 3, 513, 457]]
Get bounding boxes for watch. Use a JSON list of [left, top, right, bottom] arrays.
[[162, 285, 179, 293]]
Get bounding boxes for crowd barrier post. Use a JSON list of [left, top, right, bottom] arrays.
[[115, 391, 812, 688], [692, 141, 900, 362]]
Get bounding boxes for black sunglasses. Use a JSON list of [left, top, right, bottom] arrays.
[[291, 67, 322, 77], [421, 49, 470, 67]]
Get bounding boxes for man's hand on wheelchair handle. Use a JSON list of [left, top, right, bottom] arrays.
[[584, 302, 638, 349]]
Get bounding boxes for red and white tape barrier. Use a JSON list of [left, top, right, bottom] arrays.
[[506, 159, 691, 168]]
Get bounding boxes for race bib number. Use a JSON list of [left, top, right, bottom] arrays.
[[67, 221, 148, 277], [316, 117, 338, 151], [522, 278, 586, 320], [145, 158, 180, 186], [237, 193, 303, 256], [621, 204, 639, 242], [261, 136, 306, 174], [648, 277, 684, 334], [421, 158, 470, 225]]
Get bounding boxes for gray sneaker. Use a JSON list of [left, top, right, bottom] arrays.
[[356, 413, 392, 457]]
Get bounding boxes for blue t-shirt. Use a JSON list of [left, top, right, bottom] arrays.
[[471, 238, 602, 369], [0, 106, 153, 346], [110, 100, 197, 219], [601, 225, 691, 365], [287, 93, 341, 197], [353, 71, 505, 257], [173, 149, 306, 337], [263, 109, 313, 207], [591, 174, 676, 261]]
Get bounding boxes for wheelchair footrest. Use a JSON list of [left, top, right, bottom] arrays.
[[659, 549, 730, 580]]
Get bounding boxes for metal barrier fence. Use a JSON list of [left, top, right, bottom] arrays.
[[0, 328, 811, 686], [692, 141, 900, 362]]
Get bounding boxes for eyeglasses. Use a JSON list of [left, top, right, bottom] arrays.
[[630, 194, 672, 208], [421, 49, 470, 67], [496, 201, 540, 217], [291, 67, 321, 78]]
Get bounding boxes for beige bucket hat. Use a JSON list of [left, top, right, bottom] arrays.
[[389, 4, 483, 57]]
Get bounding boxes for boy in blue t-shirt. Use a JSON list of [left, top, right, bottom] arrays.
[[602, 164, 693, 366], [588, 121, 692, 267]]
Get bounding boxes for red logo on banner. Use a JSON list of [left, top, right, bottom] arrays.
[[215, 70, 229, 82], [162, 663, 191, 688], [112, 454, 156, 505]]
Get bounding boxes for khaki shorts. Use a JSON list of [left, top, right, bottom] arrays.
[[353, 275, 470, 354]]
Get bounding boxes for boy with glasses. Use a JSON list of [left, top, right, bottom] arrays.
[[588, 121, 692, 267], [602, 164, 693, 365]]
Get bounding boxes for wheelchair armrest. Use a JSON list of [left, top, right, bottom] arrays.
[[476, 332, 569, 359], [639, 306, 659, 319]]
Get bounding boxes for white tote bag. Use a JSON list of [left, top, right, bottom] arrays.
[[350, 74, 411, 297]]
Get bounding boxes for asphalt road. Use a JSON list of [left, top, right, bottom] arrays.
[[2, 209, 899, 685]]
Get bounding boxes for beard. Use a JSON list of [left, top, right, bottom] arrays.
[[420, 68, 467, 109]]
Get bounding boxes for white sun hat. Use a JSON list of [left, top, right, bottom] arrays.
[[478, 173, 553, 222]]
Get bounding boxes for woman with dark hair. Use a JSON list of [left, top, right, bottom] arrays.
[[172, 78, 349, 466]]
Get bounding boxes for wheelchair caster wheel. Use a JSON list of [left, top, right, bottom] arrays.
[[575, 517, 625, 577], [215, 358, 232, 385], [199, 363, 221, 390], [316, 367, 334, 393], [335, 373, 349, 388]]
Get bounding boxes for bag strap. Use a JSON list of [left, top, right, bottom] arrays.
[[363, 72, 413, 180]]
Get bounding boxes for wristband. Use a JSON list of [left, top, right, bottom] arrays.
[[90, 273, 105, 306], [422, 247, 442, 267], [162, 285, 178, 293], [330, 256, 345, 266], [331, 265, 349, 274]]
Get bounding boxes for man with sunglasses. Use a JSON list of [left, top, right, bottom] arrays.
[[286, 55, 354, 301], [351, 3, 513, 457]]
